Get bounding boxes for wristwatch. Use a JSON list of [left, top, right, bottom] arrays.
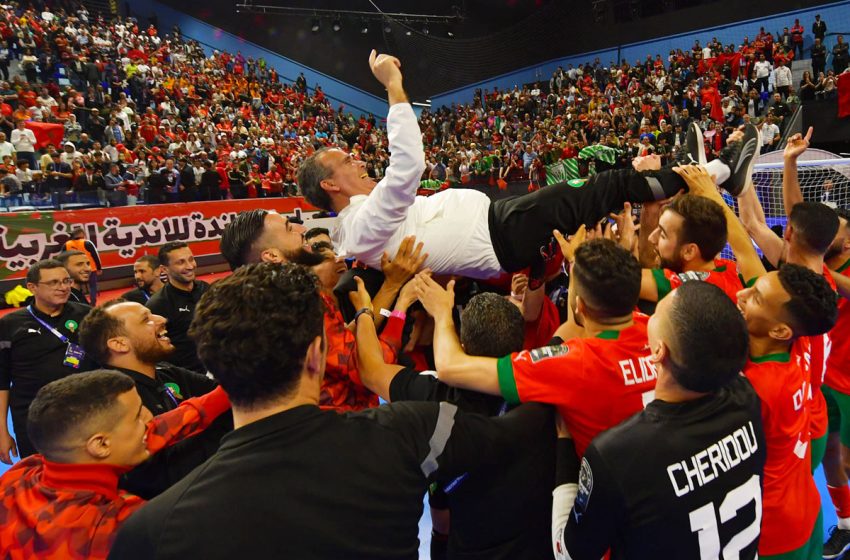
[[354, 307, 375, 322]]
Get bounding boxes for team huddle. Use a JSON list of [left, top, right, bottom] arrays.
[[0, 50, 848, 560]]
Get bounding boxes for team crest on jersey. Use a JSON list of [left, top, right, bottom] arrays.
[[529, 345, 569, 363], [676, 271, 710, 283], [567, 178, 586, 188], [574, 457, 593, 522]]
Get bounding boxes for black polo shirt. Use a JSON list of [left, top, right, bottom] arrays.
[[145, 282, 209, 373], [122, 287, 153, 305], [0, 302, 96, 456], [389, 368, 556, 560], [69, 287, 90, 306], [111, 363, 218, 414], [110, 362, 232, 500], [109, 401, 551, 559]]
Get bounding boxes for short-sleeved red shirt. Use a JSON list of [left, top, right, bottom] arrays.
[[497, 313, 654, 457], [651, 258, 743, 301], [744, 341, 820, 555]]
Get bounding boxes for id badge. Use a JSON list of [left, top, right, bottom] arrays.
[[63, 343, 85, 369]]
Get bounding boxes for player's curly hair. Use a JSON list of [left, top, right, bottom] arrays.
[[189, 262, 325, 408], [778, 263, 838, 337], [572, 238, 641, 318], [460, 293, 525, 357]]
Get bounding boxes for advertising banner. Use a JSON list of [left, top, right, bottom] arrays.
[[0, 198, 326, 281]]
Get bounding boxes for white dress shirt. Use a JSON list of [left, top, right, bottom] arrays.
[[332, 103, 503, 279]]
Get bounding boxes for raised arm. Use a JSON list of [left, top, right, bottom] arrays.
[[782, 127, 812, 218], [354, 278, 417, 401], [737, 186, 785, 267], [341, 52, 426, 257], [370, 236, 427, 328], [674, 166, 766, 283]]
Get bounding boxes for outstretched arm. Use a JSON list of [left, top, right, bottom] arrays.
[[355, 278, 418, 401], [782, 127, 812, 219], [674, 166, 766, 284], [341, 52, 426, 260], [737, 186, 785, 268], [371, 236, 427, 328]]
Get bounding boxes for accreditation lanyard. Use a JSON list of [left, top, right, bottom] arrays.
[[27, 305, 69, 344], [27, 305, 85, 369]]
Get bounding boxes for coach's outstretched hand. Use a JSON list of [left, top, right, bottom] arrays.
[[369, 50, 407, 105]]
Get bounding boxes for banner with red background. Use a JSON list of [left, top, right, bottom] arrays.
[[0, 198, 323, 281]]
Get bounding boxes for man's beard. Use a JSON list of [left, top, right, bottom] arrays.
[[658, 251, 685, 272], [135, 338, 174, 365], [284, 247, 327, 267]]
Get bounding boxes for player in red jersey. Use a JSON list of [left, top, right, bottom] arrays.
[[738, 264, 837, 559], [738, 128, 841, 472], [639, 192, 744, 302], [418, 237, 654, 458], [0, 370, 232, 560], [819, 208, 850, 557], [681, 163, 839, 558]]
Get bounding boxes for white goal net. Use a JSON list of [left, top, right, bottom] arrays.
[[717, 157, 850, 260]]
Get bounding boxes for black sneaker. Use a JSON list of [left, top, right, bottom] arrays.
[[677, 122, 706, 166], [824, 525, 850, 559], [717, 123, 759, 197]]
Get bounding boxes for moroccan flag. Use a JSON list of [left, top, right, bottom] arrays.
[[839, 73, 850, 119], [25, 122, 64, 149]]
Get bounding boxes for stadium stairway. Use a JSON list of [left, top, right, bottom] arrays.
[[792, 58, 813, 85]]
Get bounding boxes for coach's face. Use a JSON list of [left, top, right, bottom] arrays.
[[319, 149, 377, 199]]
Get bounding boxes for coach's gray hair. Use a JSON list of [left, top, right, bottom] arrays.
[[297, 147, 334, 211]]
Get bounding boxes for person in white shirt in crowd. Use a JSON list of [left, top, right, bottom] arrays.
[[760, 116, 781, 153], [754, 53, 772, 93], [10, 120, 37, 169], [0, 131, 14, 160], [773, 61, 793, 99]]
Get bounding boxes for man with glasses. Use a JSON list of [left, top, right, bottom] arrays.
[[0, 259, 96, 462]]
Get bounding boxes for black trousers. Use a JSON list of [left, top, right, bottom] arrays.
[[488, 166, 685, 272]]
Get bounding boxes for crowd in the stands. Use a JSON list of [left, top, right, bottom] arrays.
[[0, 3, 845, 206]]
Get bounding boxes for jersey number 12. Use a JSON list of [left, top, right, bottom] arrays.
[[688, 474, 761, 560]]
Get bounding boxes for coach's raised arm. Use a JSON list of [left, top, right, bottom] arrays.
[[297, 51, 426, 270]]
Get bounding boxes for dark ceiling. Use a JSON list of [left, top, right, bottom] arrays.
[[150, 0, 834, 101]]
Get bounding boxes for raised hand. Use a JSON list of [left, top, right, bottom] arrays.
[[673, 165, 721, 201], [413, 272, 455, 322], [784, 126, 813, 161], [553, 224, 587, 263], [368, 49, 403, 89], [348, 276, 373, 313], [381, 236, 427, 287]]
